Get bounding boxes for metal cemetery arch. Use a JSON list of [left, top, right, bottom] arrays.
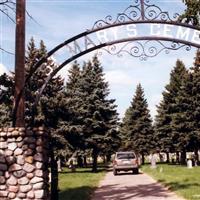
[[13, 0, 200, 122]]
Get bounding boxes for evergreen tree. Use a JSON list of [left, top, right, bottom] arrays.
[[92, 56, 120, 160], [154, 99, 172, 162], [0, 103, 10, 126], [155, 60, 188, 163], [25, 38, 54, 126], [190, 50, 200, 161], [120, 84, 154, 164], [179, 0, 200, 26], [32, 41, 67, 200], [171, 70, 194, 164], [56, 62, 86, 159], [0, 72, 14, 126], [120, 107, 134, 149], [75, 56, 119, 172]]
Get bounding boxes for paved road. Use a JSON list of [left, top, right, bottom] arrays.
[[92, 170, 184, 200]]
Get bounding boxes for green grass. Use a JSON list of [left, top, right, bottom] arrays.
[[59, 167, 106, 200], [142, 164, 200, 200]]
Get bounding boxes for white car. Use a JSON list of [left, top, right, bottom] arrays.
[[113, 151, 139, 175]]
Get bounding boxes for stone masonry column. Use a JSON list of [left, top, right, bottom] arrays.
[[0, 127, 49, 200]]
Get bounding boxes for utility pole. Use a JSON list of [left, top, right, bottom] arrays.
[[13, 0, 26, 127]]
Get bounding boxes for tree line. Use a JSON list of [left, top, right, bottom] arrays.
[[1, 39, 200, 168], [120, 51, 200, 165]]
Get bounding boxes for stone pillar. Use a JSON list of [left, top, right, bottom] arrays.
[[0, 127, 49, 200]]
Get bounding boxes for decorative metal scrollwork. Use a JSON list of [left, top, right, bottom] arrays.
[[144, 0, 179, 21], [97, 41, 191, 61], [92, 0, 180, 30]]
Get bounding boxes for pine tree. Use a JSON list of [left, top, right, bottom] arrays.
[[155, 60, 188, 163], [154, 99, 172, 162], [120, 107, 134, 149], [171, 70, 193, 164], [57, 62, 85, 154], [179, 0, 200, 26], [91, 56, 120, 160], [34, 41, 67, 200], [0, 72, 14, 126], [190, 50, 200, 162], [74, 55, 119, 172], [0, 103, 10, 126], [25, 38, 52, 126], [120, 84, 154, 164]]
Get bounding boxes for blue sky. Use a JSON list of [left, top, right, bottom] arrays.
[[0, 0, 198, 119]]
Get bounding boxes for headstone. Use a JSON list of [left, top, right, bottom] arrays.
[[57, 158, 62, 172], [150, 154, 157, 169], [187, 159, 193, 168]]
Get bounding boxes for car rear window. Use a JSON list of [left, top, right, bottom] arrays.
[[116, 153, 135, 159]]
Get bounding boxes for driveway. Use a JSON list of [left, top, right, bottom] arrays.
[[92, 171, 184, 200]]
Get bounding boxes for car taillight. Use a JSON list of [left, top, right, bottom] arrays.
[[113, 160, 117, 165], [132, 159, 137, 165], [135, 159, 139, 165]]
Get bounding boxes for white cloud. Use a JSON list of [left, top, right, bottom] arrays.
[[148, 94, 163, 120], [0, 63, 8, 75], [99, 47, 196, 120], [105, 70, 138, 86]]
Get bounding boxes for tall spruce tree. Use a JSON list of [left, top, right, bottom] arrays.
[[179, 0, 200, 26], [92, 56, 120, 160], [171, 69, 193, 164], [0, 72, 14, 126], [57, 62, 86, 158], [154, 99, 172, 162], [25, 38, 54, 126], [74, 55, 119, 172], [120, 84, 154, 164], [155, 60, 188, 163], [190, 50, 200, 162], [0, 103, 10, 126], [24, 38, 67, 200]]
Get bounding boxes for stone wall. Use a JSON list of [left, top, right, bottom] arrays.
[[0, 127, 49, 200]]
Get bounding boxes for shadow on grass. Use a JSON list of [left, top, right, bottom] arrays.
[[59, 168, 107, 174], [59, 186, 96, 200], [60, 165, 111, 174], [158, 179, 200, 191], [143, 162, 178, 166]]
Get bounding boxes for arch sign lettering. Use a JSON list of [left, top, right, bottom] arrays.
[[14, 0, 200, 117]]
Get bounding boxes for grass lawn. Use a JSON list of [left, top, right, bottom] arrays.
[[142, 164, 200, 200], [59, 167, 106, 200]]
